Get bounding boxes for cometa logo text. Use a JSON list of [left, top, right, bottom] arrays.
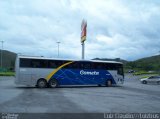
[[80, 70, 99, 75]]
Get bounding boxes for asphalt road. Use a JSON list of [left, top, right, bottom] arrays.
[[0, 74, 160, 113]]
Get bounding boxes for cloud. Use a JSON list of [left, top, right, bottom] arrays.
[[0, 0, 160, 61]]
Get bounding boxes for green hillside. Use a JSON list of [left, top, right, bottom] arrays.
[[0, 50, 17, 71], [125, 55, 160, 71]]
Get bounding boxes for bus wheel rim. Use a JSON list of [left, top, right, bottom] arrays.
[[108, 80, 111, 86], [39, 81, 45, 87], [51, 81, 56, 87]]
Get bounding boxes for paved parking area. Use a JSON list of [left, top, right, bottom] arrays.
[[0, 74, 160, 113]]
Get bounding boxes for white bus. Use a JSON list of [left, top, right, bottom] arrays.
[[15, 56, 124, 88]]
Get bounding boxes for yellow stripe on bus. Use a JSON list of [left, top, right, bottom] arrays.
[[46, 61, 73, 81]]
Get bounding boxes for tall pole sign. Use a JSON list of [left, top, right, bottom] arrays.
[[81, 19, 87, 59]]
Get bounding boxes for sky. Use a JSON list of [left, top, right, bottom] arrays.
[[0, 0, 160, 61]]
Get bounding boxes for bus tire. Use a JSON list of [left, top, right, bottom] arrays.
[[37, 79, 47, 88], [98, 84, 101, 87], [106, 80, 112, 87], [49, 79, 58, 88]]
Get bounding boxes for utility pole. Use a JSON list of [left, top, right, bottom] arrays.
[[0, 41, 4, 69], [82, 42, 85, 59], [57, 41, 60, 58]]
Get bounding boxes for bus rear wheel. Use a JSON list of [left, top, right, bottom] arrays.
[[106, 80, 112, 87], [49, 79, 58, 88], [37, 79, 47, 88]]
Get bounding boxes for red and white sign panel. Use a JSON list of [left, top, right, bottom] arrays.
[[81, 19, 87, 43]]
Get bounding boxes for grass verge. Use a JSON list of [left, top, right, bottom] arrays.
[[0, 72, 15, 76], [133, 71, 158, 75]]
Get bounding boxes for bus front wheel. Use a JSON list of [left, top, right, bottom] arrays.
[[49, 79, 58, 88], [106, 80, 112, 87], [37, 79, 47, 88]]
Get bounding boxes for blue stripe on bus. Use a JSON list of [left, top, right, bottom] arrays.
[[49, 69, 116, 85]]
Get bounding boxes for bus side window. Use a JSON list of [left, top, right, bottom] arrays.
[[106, 63, 116, 70], [52, 60, 68, 68], [79, 62, 92, 69], [71, 62, 79, 69], [84, 63, 90, 69], [94, 63, 104, 70], [56, 61, 67, 67], [40, 60, 48, 68], [48, 60, 57, 68], [56, 61, 61, 67], [31, 60, 41, 68], [20, 58, 31, 68], [79, 63, 84, 69], [64, 61, 78, 69]]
